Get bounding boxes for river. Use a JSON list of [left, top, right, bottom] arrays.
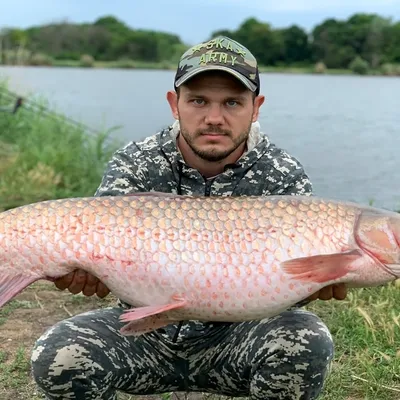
[[1, 65, 399, 211]]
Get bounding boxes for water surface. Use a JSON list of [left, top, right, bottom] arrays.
[[1, 66, 399, 210]]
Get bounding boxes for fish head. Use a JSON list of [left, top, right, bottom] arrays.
[[356, 209, 400, 277]]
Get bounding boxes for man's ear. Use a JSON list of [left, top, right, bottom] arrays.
[[166, 90, 179, 119], [252, 95, 265, 122]]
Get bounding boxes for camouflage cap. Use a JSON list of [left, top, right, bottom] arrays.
[[174, 36, 260, 95]]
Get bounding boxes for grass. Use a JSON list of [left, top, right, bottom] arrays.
[[306, 283, 400, 399], [0, 347, 32, 394], [0, 81, 400, 399], [51, 58, 176, 70], [0, 79, 122, 210], [0, 282, 115, 400]]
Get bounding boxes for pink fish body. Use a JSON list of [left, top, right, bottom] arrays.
[[1, 192, 399, 336]]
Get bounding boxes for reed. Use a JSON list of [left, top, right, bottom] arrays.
[[0, 80, 121, 211]]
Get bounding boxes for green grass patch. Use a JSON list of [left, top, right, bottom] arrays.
[[306, 283, 400, 399], [0, 300, 37, 326], [0, 347, 31, 389], [0, 80, 122, 210], [52, 58, 175, 70]]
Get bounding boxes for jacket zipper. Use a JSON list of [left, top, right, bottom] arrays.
[[204, 179, 213, 196]]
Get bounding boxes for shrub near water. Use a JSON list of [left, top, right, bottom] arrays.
[[349, 56, 370, 75], [0, 82, 121, 211]]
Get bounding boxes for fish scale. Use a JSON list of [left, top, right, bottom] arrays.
[[1, 192, 400, 336]]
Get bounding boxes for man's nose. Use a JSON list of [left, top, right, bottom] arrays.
[[204, 104, 224, 125]]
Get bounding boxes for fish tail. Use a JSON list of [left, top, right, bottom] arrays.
[[0, 273, 40, 308]]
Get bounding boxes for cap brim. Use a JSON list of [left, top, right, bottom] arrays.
[[175, 65, 257, 92]]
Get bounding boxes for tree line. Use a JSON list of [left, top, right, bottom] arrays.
[[1, 13, 399, 70]]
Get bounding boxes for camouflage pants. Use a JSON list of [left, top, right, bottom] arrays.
[[31, 307, 334, 400]]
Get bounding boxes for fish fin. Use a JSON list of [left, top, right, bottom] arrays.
[[119, 295, 187, 323], [0, 274, 39, 308], [281, 249, 364, 283], [120, 314, 177, 336]]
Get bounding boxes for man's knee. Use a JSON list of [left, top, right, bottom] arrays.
[[248, 310, 334, 399], [269, 309, 334, 361], [30, 308, 122, 398]]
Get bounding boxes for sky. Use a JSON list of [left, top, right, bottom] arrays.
[[1, 0, 400, 44]]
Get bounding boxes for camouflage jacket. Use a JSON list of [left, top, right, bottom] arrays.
[[94, 120, 313, 340]]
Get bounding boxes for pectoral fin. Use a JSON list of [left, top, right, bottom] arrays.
[[119, 294, 187, 336], [119, 294, 187, 323], [281, 249, 364, 283], [120, 314, 178, 336]]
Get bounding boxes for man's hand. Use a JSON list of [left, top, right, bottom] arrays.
[[307, 283, 347, 302], [54, 269, 110, 298]]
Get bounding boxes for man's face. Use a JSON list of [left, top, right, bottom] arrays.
[[167, 71, 265, 162]]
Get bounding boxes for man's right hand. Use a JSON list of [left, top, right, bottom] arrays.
[[54, 269, 110, 298]]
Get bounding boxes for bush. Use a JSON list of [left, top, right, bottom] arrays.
[[2, 48, 31, 65], [381, 63, 400, 76], [29, 53, 53, 66], [349, 56, 370, 75], [314, 61, 327, 74], [115, 59, 137, 69], [80, 54, 95, 67]]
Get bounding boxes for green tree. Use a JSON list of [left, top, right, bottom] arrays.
[[280, 25, 311, 64], [347, 13, 392, 68], [382, 21, 400, 63], [311, 18, 356, 68], [1, 13, 399, 69], [208, 29, 236, 41], [8, 28, 28, 46], [234, 18, 283, 66]]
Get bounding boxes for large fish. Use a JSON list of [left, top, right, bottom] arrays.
[[0, 192, 399, 336]]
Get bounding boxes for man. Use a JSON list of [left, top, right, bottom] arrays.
[[31, 36, 346, 400]]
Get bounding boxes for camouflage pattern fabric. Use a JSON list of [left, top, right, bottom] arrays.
[[31, 121, 334, 399], [32, 307, 333, 400], [174, 36, 260, 94]]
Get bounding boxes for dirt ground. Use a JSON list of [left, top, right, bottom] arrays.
[[0, 282, 170, 399], [0, 282, 107, 399], [0, 282, 229, 400]]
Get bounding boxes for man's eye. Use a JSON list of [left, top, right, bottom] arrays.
[[192, 99, 205, 105], [226, 100, 238, 107]]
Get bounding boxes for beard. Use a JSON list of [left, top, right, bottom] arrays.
[[179, 122, 252, 162]]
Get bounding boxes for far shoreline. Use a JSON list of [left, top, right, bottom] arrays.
[[2, 59, 399, 77]]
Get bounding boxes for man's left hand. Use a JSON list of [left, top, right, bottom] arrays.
[[307, 283, 347, 301]]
